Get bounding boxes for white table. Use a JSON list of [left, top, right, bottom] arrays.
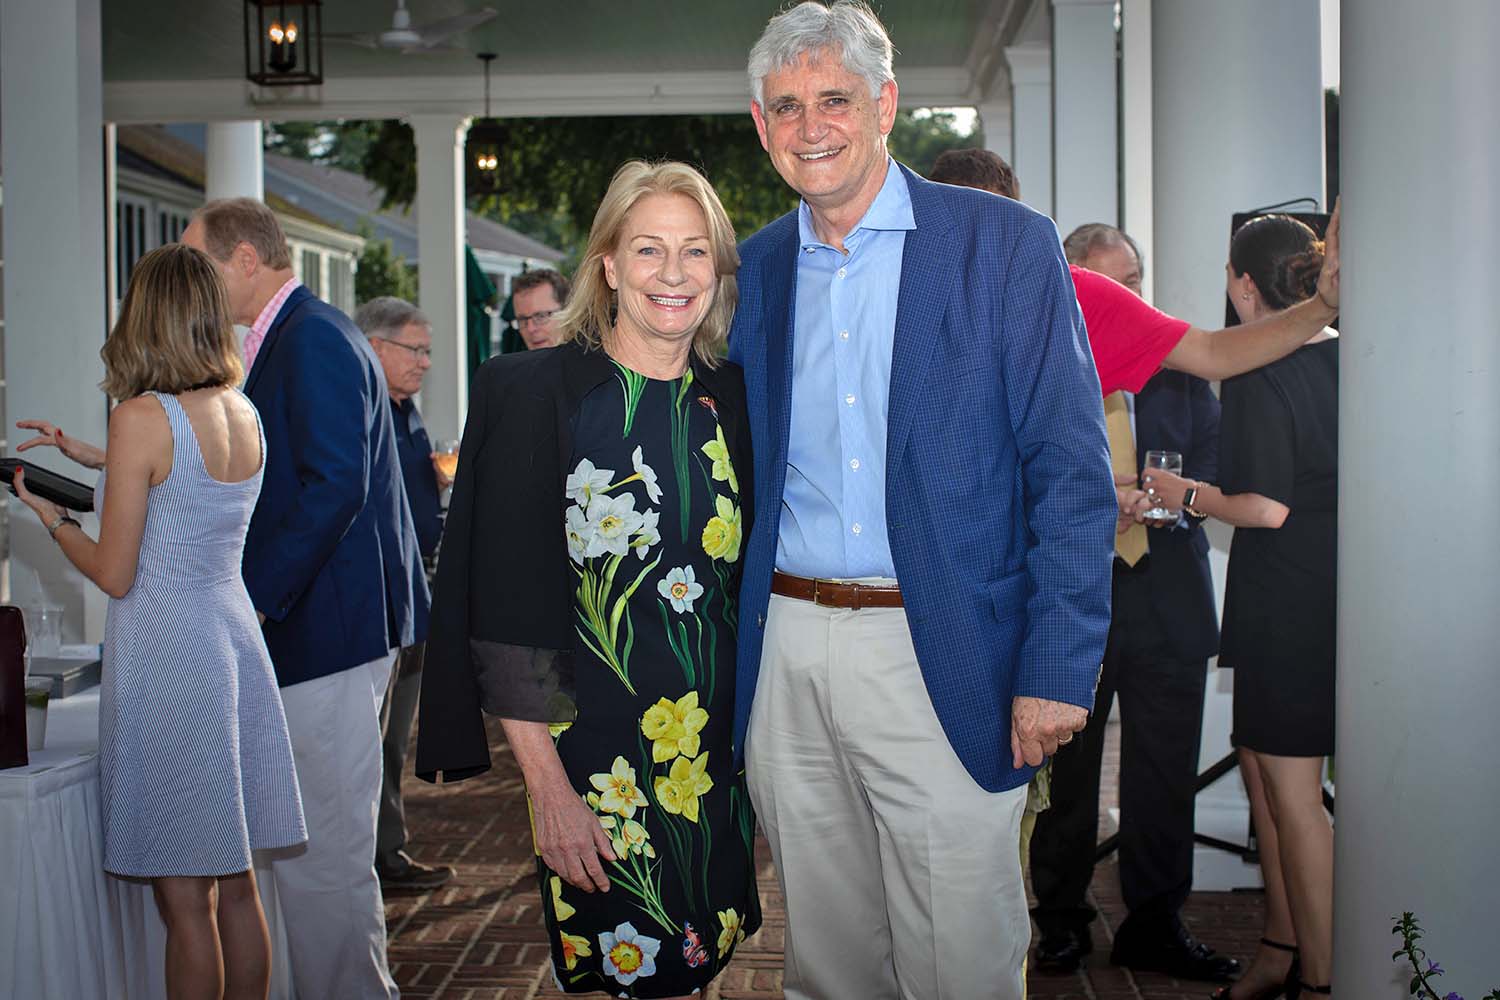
[[0, 687, 296, 999]]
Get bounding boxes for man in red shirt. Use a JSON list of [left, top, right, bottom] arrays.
[[927, 149, 1340, 393]]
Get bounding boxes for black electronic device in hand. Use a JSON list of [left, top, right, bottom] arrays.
[[0, 458, 96, 512]]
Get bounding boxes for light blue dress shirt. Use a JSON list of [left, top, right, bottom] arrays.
[[776, 158, 915, 579]]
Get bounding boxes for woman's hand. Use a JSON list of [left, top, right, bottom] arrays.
[[12, 467, 66, 529], [529, 783, 617, 893], [15, 420, 106, 470], [1139, 467, 1193, 516]]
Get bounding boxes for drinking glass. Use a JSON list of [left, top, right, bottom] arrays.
[[24, 605, 62, 660], [1142, 450, 1183, 526], [434, 440, 460, 482]]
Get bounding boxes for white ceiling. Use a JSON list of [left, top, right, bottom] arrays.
[[102, 0, 1034, 122]]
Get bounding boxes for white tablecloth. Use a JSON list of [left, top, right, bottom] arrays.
[[0, 687, 295, 999]]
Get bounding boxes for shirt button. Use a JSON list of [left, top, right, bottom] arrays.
[[849, 458, 860, 470], [837, 267, 847, 279], [845, 393, 856, 406], [851, 522, 862, 535], [840, 330, 850, 341]]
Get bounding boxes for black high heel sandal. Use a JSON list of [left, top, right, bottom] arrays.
[[1210, 938, 1299, 1000]]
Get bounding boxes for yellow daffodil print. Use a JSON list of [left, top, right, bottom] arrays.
[[653, 751, 715, 823], [640, 691, 710, 763], [716, 907, 747, 959], [560, 930, 592, 971], [700, 495, 742, 563], [589, 756, 649, 819], [550, 875, 576, 922], [612, 817, 656, 859], [700, 426, 739, 495], [547, 721, 573, 739]]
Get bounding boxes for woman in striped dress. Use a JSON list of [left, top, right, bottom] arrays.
[[12, 243, 305, 999]]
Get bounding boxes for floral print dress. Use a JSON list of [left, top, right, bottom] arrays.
[[542, 361, 761, 997]]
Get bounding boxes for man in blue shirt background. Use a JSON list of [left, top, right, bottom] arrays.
[[358, 296, 454, 891]]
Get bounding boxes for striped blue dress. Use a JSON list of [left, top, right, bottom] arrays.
[[96, 391, 306, 877]]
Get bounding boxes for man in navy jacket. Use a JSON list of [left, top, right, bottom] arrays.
[[185, 199, 422, 999], [729, 4, 1114, 997]]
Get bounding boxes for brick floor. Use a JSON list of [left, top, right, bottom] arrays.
[[386, 716, 1265, 999]]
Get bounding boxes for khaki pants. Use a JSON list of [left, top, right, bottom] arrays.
[[257, 653, 399, 999], [747, 595, 1030, 1000]]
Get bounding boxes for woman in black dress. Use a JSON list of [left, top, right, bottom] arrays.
[[1145, 214, 1339, 1000], [415, 160, 759, 998]]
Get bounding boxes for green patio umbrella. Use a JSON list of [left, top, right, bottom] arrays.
[[465, 245, 498, 380]]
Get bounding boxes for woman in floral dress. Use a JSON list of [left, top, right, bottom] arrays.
[[416, 160, 759, 998]]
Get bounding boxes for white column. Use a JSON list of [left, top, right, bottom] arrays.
[[1119, 0, 1154, 301], [1150, 1, 1323, 326], [1149, 0, 1323, 894], [411, 115, 468, 444], [1050, 0, 1118, 237], [1337, 4, 1500, 996], [977, 96, 1013, 165], [204, 121, 265, 202], [1, 0, 110, 643], [1005, 43, 1053, 215]]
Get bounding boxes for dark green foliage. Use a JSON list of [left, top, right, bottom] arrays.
[[267, 108, 979, 263], [353, 225, 418, 306]]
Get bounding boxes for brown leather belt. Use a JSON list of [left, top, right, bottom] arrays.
[[771, 571, 904, 609]]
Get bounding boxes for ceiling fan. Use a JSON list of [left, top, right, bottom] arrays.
[[326, 1, 498, 55]]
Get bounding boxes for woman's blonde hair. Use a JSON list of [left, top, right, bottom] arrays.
[[100, 244, 243, 400], [555, 160, 740, 368]]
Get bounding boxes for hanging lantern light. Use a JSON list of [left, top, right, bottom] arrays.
[[244, 1, 324, 87], [466, 53, 506, 198]]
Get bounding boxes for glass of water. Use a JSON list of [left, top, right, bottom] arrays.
[[1142, 450, 1183, 527]]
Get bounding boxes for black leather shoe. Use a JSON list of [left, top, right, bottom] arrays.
[[377, 851, 455, 892], [1110, 916, 1241, 983], [1034, 926, 1093, 973]]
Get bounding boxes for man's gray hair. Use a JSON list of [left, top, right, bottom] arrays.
[[354, 296, 429, 339], [748, 0, 895, 109], [1062, 223, 1143, 268]]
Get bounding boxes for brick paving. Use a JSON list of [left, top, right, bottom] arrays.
[[384, 715, 1264, 999]]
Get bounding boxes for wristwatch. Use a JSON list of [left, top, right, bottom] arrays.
[[1182, 483, 1205, 519], [46, 514, 81, 539]]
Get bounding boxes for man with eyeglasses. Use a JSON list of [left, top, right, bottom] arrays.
[[510, 268, 570, 350], [356, 296, 456, 893]]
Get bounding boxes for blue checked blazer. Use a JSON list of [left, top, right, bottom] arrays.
[[728, 164, 1116, 793], [242, 286, 426, 688]]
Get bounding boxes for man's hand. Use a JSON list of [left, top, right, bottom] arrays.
[[1316, 197, 1340, 312], [430, 452, 455, 491], [1114, 473, 1150, 533], [1011, 695, 1088, 768]]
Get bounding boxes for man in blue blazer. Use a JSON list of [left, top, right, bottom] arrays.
[[185, 199, 421, 999], [731, 4, 1115, 997]]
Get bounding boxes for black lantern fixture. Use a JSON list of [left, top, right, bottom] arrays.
[[244, 1, 324, 87], [466, 53, 506, 198]]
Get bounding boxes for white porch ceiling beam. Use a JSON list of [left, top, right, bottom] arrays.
[[104, 67, 976, 124]]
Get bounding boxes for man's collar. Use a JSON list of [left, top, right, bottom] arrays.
[[797, 157, 915, 250], [249, 276, 301, 337]]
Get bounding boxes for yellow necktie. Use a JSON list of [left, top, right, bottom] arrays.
[[1104, 391, 1147, 567]]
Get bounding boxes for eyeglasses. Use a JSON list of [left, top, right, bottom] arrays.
[[515, 309, 559, 328], [376, 337, 432, 359]]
